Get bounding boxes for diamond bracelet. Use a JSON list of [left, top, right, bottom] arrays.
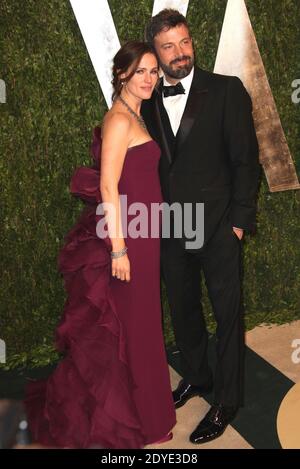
[[111, 246, 128, 259]]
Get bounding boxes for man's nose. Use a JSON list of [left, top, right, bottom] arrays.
[[174, 44, 181, 57]]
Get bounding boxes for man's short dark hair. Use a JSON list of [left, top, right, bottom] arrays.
[[145, 9, 190, 46]]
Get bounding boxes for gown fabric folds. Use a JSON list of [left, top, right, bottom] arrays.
[[24, 128, 176, 448]]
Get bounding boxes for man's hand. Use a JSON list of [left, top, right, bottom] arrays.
[[232, 227, 244, 240]]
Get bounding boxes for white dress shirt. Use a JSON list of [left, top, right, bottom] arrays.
[[162, 68, 194, 136]]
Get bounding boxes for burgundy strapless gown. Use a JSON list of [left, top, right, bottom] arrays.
[[24, 128, 176, 449]]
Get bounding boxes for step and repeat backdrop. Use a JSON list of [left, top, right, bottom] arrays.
[[0, 0, 299, 370]]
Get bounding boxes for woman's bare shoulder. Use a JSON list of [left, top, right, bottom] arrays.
[[102, 108, 131, 137]]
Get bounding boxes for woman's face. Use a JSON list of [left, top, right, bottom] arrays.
[[123, 53, 158, 100]]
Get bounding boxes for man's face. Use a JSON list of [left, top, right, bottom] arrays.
[[153, 24, 194, 81]]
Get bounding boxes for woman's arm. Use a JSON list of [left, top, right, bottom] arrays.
[[100, 113, 131, 281]]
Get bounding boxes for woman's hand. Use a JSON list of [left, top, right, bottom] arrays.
[[112, 254, 130, 282]]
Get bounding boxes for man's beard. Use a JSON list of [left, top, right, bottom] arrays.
[[160, 55, 194, 79]]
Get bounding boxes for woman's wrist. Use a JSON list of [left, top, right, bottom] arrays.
[[111, 246, 128, 259], [111, 238, 125, 252]]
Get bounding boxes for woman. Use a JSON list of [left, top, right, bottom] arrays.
[[25, 41, 176, 449]]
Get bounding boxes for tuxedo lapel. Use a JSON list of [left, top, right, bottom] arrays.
[[175, 68, 209, 154], [153, 82, 173, 165]]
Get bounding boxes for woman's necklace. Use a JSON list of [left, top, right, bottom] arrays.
[[117, 94, 147, 130]]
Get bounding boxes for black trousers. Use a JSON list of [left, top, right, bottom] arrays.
[[161, 217, 244, 408]]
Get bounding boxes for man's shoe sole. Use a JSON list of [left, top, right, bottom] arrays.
[[189, 427, 227, 444]]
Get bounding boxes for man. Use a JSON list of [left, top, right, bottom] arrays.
[[142, 9, 260, 444]]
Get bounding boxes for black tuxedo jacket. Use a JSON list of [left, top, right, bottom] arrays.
[[141, 66, 260, 248]]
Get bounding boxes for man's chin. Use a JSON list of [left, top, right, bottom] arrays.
[[165, 62, 193, 79], [170, 68, 191, 79]]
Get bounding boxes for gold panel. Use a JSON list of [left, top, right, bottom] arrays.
[[214, 0, 299, 192]]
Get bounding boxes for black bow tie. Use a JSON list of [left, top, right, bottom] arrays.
[[163, 82, 185, 98]]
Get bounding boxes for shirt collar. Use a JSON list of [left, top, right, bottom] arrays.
[[162, 67, 194, 95]]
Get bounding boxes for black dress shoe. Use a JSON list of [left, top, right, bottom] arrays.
[[189, 404, 238, 444], [172, 379, 213, 409]]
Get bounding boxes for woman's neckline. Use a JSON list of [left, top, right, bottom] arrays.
[[127, 139, 154, 151]]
